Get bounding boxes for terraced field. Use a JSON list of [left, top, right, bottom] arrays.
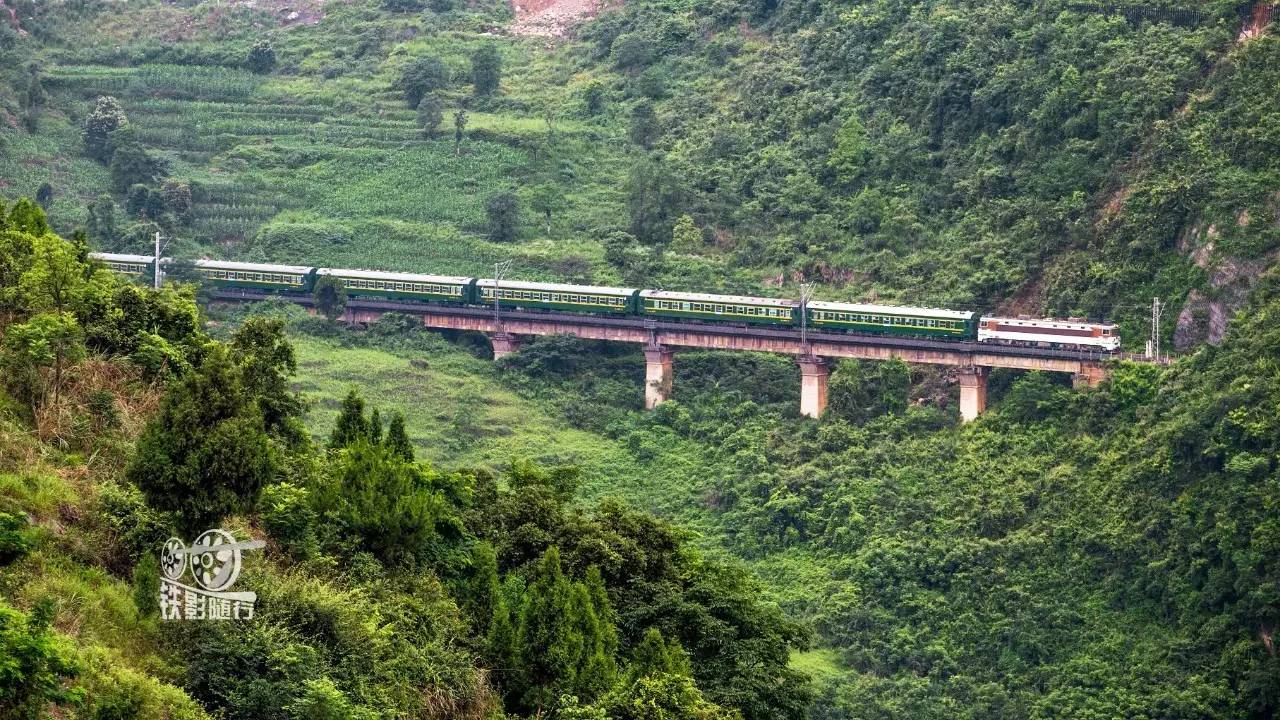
[[33, 35, 632, 282]]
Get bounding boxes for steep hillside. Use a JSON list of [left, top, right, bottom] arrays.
[[2, 0, 1277, 349]]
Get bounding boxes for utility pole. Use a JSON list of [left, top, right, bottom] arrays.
[[1146, 297, 1162, 360], [153, 230, 166, 289], [493, 260, 512, 333], [799, 282, 815, 358]]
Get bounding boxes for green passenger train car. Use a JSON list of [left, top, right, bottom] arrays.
[[806, 300, 976, 339], [475, 279, 638, 314], [89, 252, 156, 280], [194, 260, 316, 292], [317, 268, 476, 303], [639, 290, 799, 325]]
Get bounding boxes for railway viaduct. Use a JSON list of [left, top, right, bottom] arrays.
[[217, 291, 1125, 421]]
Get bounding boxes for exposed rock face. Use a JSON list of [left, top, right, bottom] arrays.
[[1174, 220, 1272, 351]]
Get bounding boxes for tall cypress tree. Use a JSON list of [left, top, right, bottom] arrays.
[[465, 541, 501, 634], [329, 390, 368, 448], [576, 566, 618, 699], [369, 407, 383, 444], [385, 412, 414, 461], [515, 547, 584, 711]]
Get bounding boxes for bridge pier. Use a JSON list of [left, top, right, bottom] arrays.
[[490, 333, 523, 360], [958, 366, 988, 422], [797, 356, 830, 419], [1073, 364, 1108, 389], [643, 345, 674, 409]]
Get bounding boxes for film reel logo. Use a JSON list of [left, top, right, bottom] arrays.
[[159, 530, 264, 621]]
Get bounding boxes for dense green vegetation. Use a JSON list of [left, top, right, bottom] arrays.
[[4, 0, 1277, 343], [4, 0, 1280, 716], [0, 203, 814, 718]]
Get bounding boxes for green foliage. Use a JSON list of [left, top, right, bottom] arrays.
[[385, 412, 414, 461], [328, 389, 369, 448], [246, 41, 277, 74], [0, 511, 34, 566], [826, 358, 909, 424], [471, 44, 501, 96], [628, 102, 659, 149], [83, 95, 127, 163], [399, 55, 450, 109], [0, 599, 82, 719], [1, 311, 86, 411], [313, 440, 468, 564], [507, 547, 617, 712], [486, 190, 519, 243], [127, 345, 276, 531], [230, 317, 304, 442], [416, 95, 445, 136], [259, 482, 317, 555], [312, 275, 347, 322], [108, 141, 167, 193]]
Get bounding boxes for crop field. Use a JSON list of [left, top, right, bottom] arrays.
[[33, 36, 632, 282]]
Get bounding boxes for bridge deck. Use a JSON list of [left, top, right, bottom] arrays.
[[215, 290, 1135, 374]]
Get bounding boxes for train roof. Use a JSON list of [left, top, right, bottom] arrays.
[[807, 300, 974, 320], [640, 289, 799, 308], [980, 316, 1117, 329], [195, 259, 315, 274], [90, 252, 154, 263], [476, 279, 638, 295], [318, 268, 474, 284]]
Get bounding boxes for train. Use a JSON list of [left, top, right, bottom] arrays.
[[88, 253, 1121, 351]]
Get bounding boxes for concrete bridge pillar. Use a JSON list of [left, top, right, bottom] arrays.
[[490, 333, 523, 360], [643, 345, 674, 409], [958, 366, 988, 423], [797, 356, 830, 419], [1073, 363, 1108, 389]]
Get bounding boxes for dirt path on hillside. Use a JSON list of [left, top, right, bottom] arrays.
[[510, 0, 602, 38]]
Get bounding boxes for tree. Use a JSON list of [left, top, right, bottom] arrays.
[[313, 275, 348, 322], [628, 102, 659, 148], [385, 412, 413, 461], [0, 599, 82, 719], [528, 183, 563, 234], [127, 346, 276, 531], [330, 389, 370, 448], [85, 195, 119, 248], [368, 407, 383, 445], [314, 440, 465, 563], [246, 41, 276, 74], [229, 317, 303, 442], [109, 142, 167, 192], [827, 358, 910, 424], [83, 95, 127, 163], [463, 542, 501, 633], [34, 183, 52, 209], [471, 45, 501, 96], [20, 232, 88, 314], [125, 184, 165, 220], [400, 56, 450, 108], [827, 115, 867, 184], [510, 548, 619, 712], [453, 109, 468, 154], [8, 198, 50, 236], [161, 179, 193, 224], [626, 158, 683, 245], [416, 95, 444, 136], [669, 214, 703, 253], [583, 81, 606, 116], [1, 312, 86, 412], [486, 191, 520, 243]]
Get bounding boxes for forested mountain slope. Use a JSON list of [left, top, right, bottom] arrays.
[[3, 1, 1280, 718], [2, 0, 1278, 345]]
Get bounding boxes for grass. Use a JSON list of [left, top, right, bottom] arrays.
[[288, 332, 725, 534]]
